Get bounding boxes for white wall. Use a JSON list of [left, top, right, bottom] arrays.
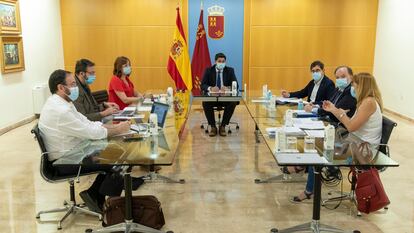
[[0, 0, 64, 128], [374, 0, 414, 119]]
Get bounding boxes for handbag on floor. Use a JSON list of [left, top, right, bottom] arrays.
[[355, 168, 390, 214], [103, 195, 165, 229]]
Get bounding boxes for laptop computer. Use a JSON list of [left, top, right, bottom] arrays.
[[151, 101, 169, 128]]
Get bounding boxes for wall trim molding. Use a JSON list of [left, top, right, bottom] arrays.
[[0, 115, 37, 136], [384, 108, 414, 124]]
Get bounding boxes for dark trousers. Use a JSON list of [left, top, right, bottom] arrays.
[[202, 101, 237, 127], [55, 164, 123, 206]]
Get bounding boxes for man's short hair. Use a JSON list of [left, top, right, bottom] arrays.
[[310, 60, 324, 71], [49, 69, 71, 94], [75, 59, 95, 74], [215, 53, 226, 61], [334, 65, 353, 76]]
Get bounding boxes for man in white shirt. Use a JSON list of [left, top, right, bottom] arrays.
[[39, 69, 131, 213]]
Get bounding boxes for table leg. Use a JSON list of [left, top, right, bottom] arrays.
[[271, 166, 360, 233]]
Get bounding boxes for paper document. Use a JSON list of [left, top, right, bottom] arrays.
[[276, 153, 329, 165], [293, 118, 325, 130], [137, 106, 152, 112], [113, 114, 144, 120], [304, 130, 325, 138], [276, 97, 309, 104], [266, 126, 305, 136]]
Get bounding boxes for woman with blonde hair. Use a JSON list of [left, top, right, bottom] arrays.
[[292, 72, 383, 202], [322, 72, 383, 145]]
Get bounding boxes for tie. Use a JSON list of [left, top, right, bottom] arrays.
[[216, 71, 222, 88]]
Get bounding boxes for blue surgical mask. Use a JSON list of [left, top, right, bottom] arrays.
[[216, 63, 226, 70], [350, 86, 357, 98], [336, 78, 349, 90], [123, 66, 131, 75], [86, 75, 96, 85], [312, 72, 322, 82], [66, 86, 79, 101]]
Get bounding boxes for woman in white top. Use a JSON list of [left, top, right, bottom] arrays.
[[292, 72, 384, 203], [322, 72, 383, 145]]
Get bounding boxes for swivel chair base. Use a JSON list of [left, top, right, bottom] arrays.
[[86, 220, 173, 233], [270, 220, 358, 233], [36, 181, 102, 230], [255, 173, 306, 184], [142, 165, 185, 184]]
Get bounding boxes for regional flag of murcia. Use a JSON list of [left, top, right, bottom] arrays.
[[207, 5, 225, 39]]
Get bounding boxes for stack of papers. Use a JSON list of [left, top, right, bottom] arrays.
[[276, 97, 309, 104], [293, 118, 325, 130], [304, 130, 325, 138], [266, 126, 305, 137], [276, 153, 329, 165]]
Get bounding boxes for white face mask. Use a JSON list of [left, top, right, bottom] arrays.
[[216, 63, 226, 70]]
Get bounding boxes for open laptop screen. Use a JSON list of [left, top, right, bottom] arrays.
[[151, 102, 169, 128]]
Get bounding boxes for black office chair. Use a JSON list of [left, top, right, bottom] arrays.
[[200, 105, 240, 134], [31, 124, 102, 230], [92, 90, 109, 105], [322, 116, 398, 215]]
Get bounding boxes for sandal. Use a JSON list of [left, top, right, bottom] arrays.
[[280, 166, 305, 174], [291, 191, 313, 203]]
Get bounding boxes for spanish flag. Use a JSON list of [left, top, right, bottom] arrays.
[[168, 7, 192, 134], [167, 7, 192, 91]]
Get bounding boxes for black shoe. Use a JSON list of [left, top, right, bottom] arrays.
[[209, 127, 218, 137], [132, 177, 145, 190], [79, 190, 102, 214]]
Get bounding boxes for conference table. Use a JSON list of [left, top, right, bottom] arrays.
[[52, 91, 399, 233], [54, 102, 181, 233], [243, 95, 399, 233]]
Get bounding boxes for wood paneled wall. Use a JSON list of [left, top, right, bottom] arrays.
[[243, 0, 378, 92], [60, 0, 188, 92]]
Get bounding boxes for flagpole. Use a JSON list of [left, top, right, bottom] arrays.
[[201, 0, 203, 10]]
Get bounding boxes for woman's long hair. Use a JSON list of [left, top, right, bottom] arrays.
[[353, 72, 383, 112]]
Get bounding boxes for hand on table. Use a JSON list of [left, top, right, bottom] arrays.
[[281, 90, 290, 98], [304, 103, 314, 112]]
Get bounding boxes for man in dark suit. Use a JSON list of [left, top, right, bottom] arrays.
[[73, 59, 119, 121], [201, 53, 238, 137], [305, 65, 357, 122], [281, 60, 335, 106]]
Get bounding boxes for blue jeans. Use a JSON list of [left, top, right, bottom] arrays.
[[305, 166, 315, 193]]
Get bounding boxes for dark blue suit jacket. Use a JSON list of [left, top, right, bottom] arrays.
[[289, 76, 335, 106], [201, 65, 238, 92], [318, 84, 357, 122]]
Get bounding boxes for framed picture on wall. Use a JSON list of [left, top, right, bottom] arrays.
[[0, 0, 21, 34], [1, 36, 24, 73]]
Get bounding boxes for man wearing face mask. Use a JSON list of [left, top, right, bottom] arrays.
[[73, 59, 119, 121], [304, 65, 357, 122], [201, 53, 238, 137], [281, 60, 335, 106], [39, 69, 138, 213]]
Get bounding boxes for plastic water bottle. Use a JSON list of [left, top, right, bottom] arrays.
[[298, 98, 304, 110], [285, 109, 294, 127], [232, 81, 237, 96], [267, 90, 272, 100], [263, 85, 268, 97], [324, 124, 335, 150]]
